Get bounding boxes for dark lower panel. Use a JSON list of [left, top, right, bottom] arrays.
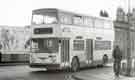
[[0, 54, 29, 63]]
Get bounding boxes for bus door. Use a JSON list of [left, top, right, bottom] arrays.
[[61, 39, 70, 63], [86, 39, 93, 64]]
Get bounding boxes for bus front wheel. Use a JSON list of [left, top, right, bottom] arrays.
[[71, 57, 80, 72]]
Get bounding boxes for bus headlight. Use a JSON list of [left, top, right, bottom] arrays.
[[65, 62, 69, 66], [30, 55, 36, 63], [51, 57, 57, 63], [61, 62, 70, 67]]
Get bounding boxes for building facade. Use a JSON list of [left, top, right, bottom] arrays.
[[114, 7, 135, 59]]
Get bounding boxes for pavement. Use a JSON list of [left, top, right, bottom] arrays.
[[74, 73, 135, 80], [73, 63, 135, 80]]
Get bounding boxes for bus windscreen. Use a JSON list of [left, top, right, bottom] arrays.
[[31, 38, 58, 53], [32, 12, 57, 25]]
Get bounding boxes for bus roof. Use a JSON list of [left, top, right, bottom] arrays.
[[32, 8, 58, 14], [32, 8, 112, 22]]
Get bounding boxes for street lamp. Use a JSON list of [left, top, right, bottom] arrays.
[[126, 0, 132, 76]]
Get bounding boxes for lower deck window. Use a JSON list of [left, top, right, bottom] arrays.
[[95, 40, 111, 50], [73, 40, 84, 50]]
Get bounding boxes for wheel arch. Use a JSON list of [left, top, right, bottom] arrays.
[[71, 56, 80, 63], [70, 56, 80, 72], [102, 54, 109, 64]]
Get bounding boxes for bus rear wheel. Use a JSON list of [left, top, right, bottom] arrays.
[[71, 57, 80, 72]]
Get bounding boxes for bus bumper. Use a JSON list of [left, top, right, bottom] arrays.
[[29, 63, 60, 69], [29, 62, 70, 70]]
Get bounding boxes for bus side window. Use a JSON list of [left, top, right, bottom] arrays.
[[73, 40, 84, 50], [47, 40, 53, 47]]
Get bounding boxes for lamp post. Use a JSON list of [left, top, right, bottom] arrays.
[[126, 0, 132, 76]]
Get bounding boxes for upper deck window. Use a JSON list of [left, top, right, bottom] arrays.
[[32, 12, 58, 25], [60, 13, 72, 24], [73, 16, 83, 25], [83, 17, 93, 27], [94, 19, 104, 28], [32, 15, 44, 24], [60, 15, 72, 24]]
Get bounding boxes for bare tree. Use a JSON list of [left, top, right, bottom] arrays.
[[100, 10, 109, 17]]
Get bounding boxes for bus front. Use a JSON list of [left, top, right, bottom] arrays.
[[29, 9, 63, 70]]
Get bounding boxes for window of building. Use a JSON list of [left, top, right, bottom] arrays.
[[73, 40, 84, 50]]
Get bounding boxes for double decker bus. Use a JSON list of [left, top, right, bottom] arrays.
[[29, 8, 114, 72]]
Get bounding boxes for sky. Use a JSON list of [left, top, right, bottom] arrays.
[[0, 0, 134, 27]]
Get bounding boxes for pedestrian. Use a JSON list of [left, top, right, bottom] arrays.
[[0, 43, 2, 62], [112, 45, 122, 79]]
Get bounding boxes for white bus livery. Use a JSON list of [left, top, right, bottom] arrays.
[[29, 8, 114, 72]]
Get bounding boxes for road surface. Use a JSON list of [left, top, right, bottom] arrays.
[[0, 64, 114, 80]]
